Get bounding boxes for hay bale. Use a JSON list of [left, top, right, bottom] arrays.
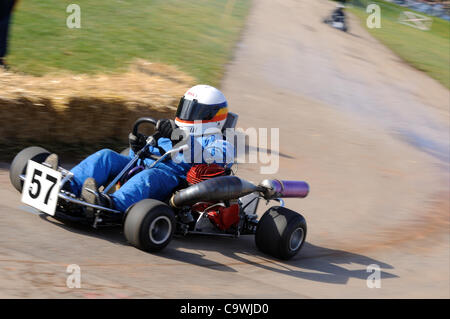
[[0, 60, 194, 148]]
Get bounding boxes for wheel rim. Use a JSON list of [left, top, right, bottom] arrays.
[[289, 227, 304, 251], [149, 216, 172, 245]]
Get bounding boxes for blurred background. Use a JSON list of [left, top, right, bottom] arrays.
[[0, 0, 448, 298], [0, 0, 251, 159], [0, 0, 448, 159]]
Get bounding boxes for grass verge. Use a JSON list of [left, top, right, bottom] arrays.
[[348, 0, 449, 89], [8, 0, 251, 86]]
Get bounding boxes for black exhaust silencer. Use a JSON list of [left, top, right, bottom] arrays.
[[170, 176, 259, 208]]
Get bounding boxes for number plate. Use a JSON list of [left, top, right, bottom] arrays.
[[21, 160, 62, 216]]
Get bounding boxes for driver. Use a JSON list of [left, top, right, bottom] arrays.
[[332, 2, 346, 21], [44, 85, 234, 214]]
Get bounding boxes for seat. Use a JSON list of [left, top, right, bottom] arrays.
[[222, 112, 239, 132]]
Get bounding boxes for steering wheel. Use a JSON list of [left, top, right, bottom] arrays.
[[132, 117, 157, 137], [131, 117, 167, 159]]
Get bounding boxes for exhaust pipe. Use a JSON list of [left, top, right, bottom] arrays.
[[170, 176, 259, 208], [259, 179, 309, 199]]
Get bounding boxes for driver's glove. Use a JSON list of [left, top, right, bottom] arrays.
[[128, 132, 147, 153], [156, 119, 177, 139]]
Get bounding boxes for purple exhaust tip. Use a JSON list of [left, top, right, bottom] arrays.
[[260, 179, 309, 199]]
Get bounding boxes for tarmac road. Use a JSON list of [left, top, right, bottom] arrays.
[[0, 0, 448, 298]]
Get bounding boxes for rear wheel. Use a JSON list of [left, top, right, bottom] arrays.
[[124, 199, 175, 252], [255, 206, 307, 260], [9, 146, 50, 192]]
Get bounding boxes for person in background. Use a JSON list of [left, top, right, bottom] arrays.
[[0, 0, 19, 69], [332, 3, 346, 22]]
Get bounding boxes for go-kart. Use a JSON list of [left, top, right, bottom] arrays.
[[9, 116, 310, 260], [323, 8, 348, 32]]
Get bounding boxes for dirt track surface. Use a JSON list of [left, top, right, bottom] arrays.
[[0, 0, 449, 298]]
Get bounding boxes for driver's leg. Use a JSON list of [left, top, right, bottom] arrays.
[[109, 168, 179, 212], [69, 149, 130, 196]]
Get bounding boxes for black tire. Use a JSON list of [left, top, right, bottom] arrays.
[[9, 146, 50, 192], [124, 199, 175, 252], [120, 147, 130, 156], [255, 206, 307, 260]]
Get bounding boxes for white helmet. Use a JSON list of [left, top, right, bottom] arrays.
[[175, 85, 228, 134]]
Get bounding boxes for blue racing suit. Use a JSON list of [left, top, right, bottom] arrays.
[[68, 134, 234, 211]]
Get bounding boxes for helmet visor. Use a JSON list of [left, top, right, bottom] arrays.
[[176, 98, 226, 121]]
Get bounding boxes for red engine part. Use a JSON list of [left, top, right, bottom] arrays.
[[191, 202, 241, 231], [186, 164, 226, 185], [206, 204, 240, 231]]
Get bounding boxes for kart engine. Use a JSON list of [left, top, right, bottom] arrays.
[[192, 202, 240, 231]]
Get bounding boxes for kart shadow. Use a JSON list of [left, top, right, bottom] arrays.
[[245, 145, 295, 160], [167, 235, 398, 285], [39, 214, 237, 273], [41, 214, 398, 284], [40, 214, 126, 244]]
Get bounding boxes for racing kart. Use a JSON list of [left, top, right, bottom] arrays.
[[9, 116, 310, 260], [323, 8, 348, 32]]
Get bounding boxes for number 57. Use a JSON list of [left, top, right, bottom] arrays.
[[28, 168, 58, 205]]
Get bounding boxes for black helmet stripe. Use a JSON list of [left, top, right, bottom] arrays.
[[176, 97, 227, 121]]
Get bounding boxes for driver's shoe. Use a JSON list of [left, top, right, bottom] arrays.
[[81, 178, 113, 218], [43, 153, 59, 170]]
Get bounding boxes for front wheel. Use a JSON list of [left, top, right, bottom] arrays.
[[255, 206, 307, 260], [9, 146, 51, 192], [124, 199, 175, 252]]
